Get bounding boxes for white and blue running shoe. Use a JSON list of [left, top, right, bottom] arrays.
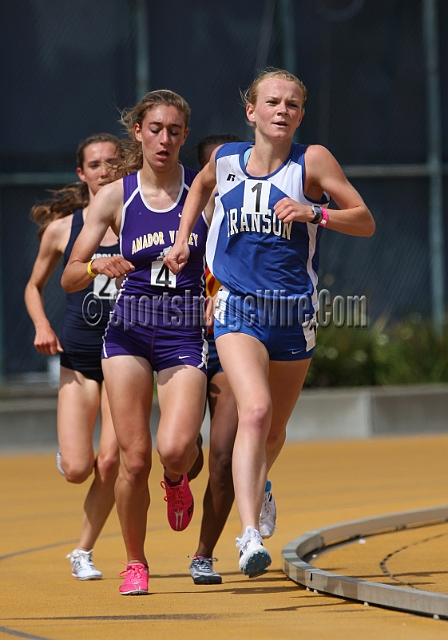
[[236, 526, 271, 578]]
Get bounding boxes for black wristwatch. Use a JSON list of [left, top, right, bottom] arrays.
[[310, 204, 323, 224]]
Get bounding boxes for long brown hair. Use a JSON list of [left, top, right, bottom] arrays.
[[30, 133, 119, 241], [114, 89, 191, 179]]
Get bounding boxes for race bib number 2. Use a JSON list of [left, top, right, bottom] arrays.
[[93, 273, 117, 300], [151, 260, 177, 288]]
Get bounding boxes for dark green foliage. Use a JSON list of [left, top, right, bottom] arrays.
[[306, 314, 448, 387]]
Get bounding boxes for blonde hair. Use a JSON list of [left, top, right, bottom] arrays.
[[114, 89, 191, 178], [242, 68, 307, 110]]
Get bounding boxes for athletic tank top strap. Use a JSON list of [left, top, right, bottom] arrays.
[[176, 165, 198, 208], [290, 142, 308, 163], [183, 166, 197, 190], [123, 172, 138, 204], [63, 209, 84, 267]]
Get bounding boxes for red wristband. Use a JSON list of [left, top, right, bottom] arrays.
[[319, 208, 329, 227]]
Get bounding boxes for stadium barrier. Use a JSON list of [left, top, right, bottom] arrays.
[[1, 383, 447, 451]]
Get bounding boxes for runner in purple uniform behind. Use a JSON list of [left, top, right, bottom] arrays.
[[62, 90, 208, 596]]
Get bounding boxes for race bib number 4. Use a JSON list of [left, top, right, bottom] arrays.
[[150, 260, 177, 288]]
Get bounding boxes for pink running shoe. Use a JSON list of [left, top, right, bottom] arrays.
[[160, 474, 194, 531], [119, 562, 149, 595]]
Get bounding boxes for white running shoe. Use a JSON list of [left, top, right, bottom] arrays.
[[56, 448, 65, 476], [236, 526, 271, 578], [67, 549, 102, 580], [259, 480, 276, 539]]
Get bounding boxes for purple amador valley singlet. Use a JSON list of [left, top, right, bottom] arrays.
[[102, 167, 209, 372]]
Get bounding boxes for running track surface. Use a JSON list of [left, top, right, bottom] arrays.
[[1, 435, 448, 640]]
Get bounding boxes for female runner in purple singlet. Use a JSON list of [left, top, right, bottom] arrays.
[[62, 90, 208, 596]]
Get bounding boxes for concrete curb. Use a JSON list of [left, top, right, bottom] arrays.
[[282, 505, 448, 618]]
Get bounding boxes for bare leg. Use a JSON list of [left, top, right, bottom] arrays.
[[186, 433, 204, 482], [216, 333, 271, 533], [78, 382, 119, 550], [216, 335, 312, 537], [194, 371, 238, 557], [156, 365, 206, 481], [266, 358, 311, 470], [102, 355, 153, 565], [57, 367, 99, 483]]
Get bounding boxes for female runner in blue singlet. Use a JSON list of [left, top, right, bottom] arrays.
[[165, 69, 375, 579], [188, 134, 276, 587], [25, 134, 121, 581], [61, 90, 209, 596]]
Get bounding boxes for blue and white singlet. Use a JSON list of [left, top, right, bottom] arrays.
[[207, 142, 329, 316]]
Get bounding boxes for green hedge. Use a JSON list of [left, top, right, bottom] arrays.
[[305, 314, 448, 388]]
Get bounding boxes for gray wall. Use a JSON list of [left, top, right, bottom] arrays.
[[2, 384, 447, 452]]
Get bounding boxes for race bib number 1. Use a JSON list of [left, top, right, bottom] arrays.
[[151, 260, 177, 288]]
